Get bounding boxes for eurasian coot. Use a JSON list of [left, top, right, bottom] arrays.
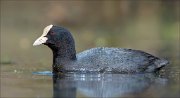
[[33, 25, 168, 73]]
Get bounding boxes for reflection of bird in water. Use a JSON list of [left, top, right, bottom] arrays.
[[53, 73, 167, 98], [33, 25, 168, 74]]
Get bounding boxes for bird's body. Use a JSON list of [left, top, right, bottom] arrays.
[[59, 47, 168, 73], [33, 25, 168, 74]]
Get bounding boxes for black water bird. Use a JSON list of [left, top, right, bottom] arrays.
[[33, 25, 168, 74]]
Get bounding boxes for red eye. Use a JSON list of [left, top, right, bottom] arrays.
[[50, 32, 55, 35]]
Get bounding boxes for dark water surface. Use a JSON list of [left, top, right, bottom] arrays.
[[1, 62, 179, 98], [53, 73, 166, 98]]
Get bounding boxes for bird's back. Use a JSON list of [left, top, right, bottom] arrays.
[[68, 47, 168, 73]]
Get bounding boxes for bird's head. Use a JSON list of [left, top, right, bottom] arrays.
[[33, 24, 75, 51]]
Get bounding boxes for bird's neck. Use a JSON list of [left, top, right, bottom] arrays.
[[52, 46, 77, 64], [52, 46, 76, 73]]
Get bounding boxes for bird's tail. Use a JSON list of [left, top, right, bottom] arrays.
[[146, 58, 169, 72], [154, 58, 169, 71]]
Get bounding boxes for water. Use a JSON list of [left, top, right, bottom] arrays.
[[53, 73, 166, 98], [1, 62, 179, 98]]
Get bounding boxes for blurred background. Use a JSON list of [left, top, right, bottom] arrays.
[[0, 0, 179, 97]]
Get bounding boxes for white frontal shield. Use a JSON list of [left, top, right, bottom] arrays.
[[33, 24, 53, 46]]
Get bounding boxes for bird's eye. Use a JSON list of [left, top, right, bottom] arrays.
[[49, 32, 56, 35]]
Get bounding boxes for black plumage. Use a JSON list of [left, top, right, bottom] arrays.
[[33, 25, 169, 74]]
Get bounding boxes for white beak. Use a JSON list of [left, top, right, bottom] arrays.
[[33, 24, 53, 46], [33, 36, 48, 46]]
